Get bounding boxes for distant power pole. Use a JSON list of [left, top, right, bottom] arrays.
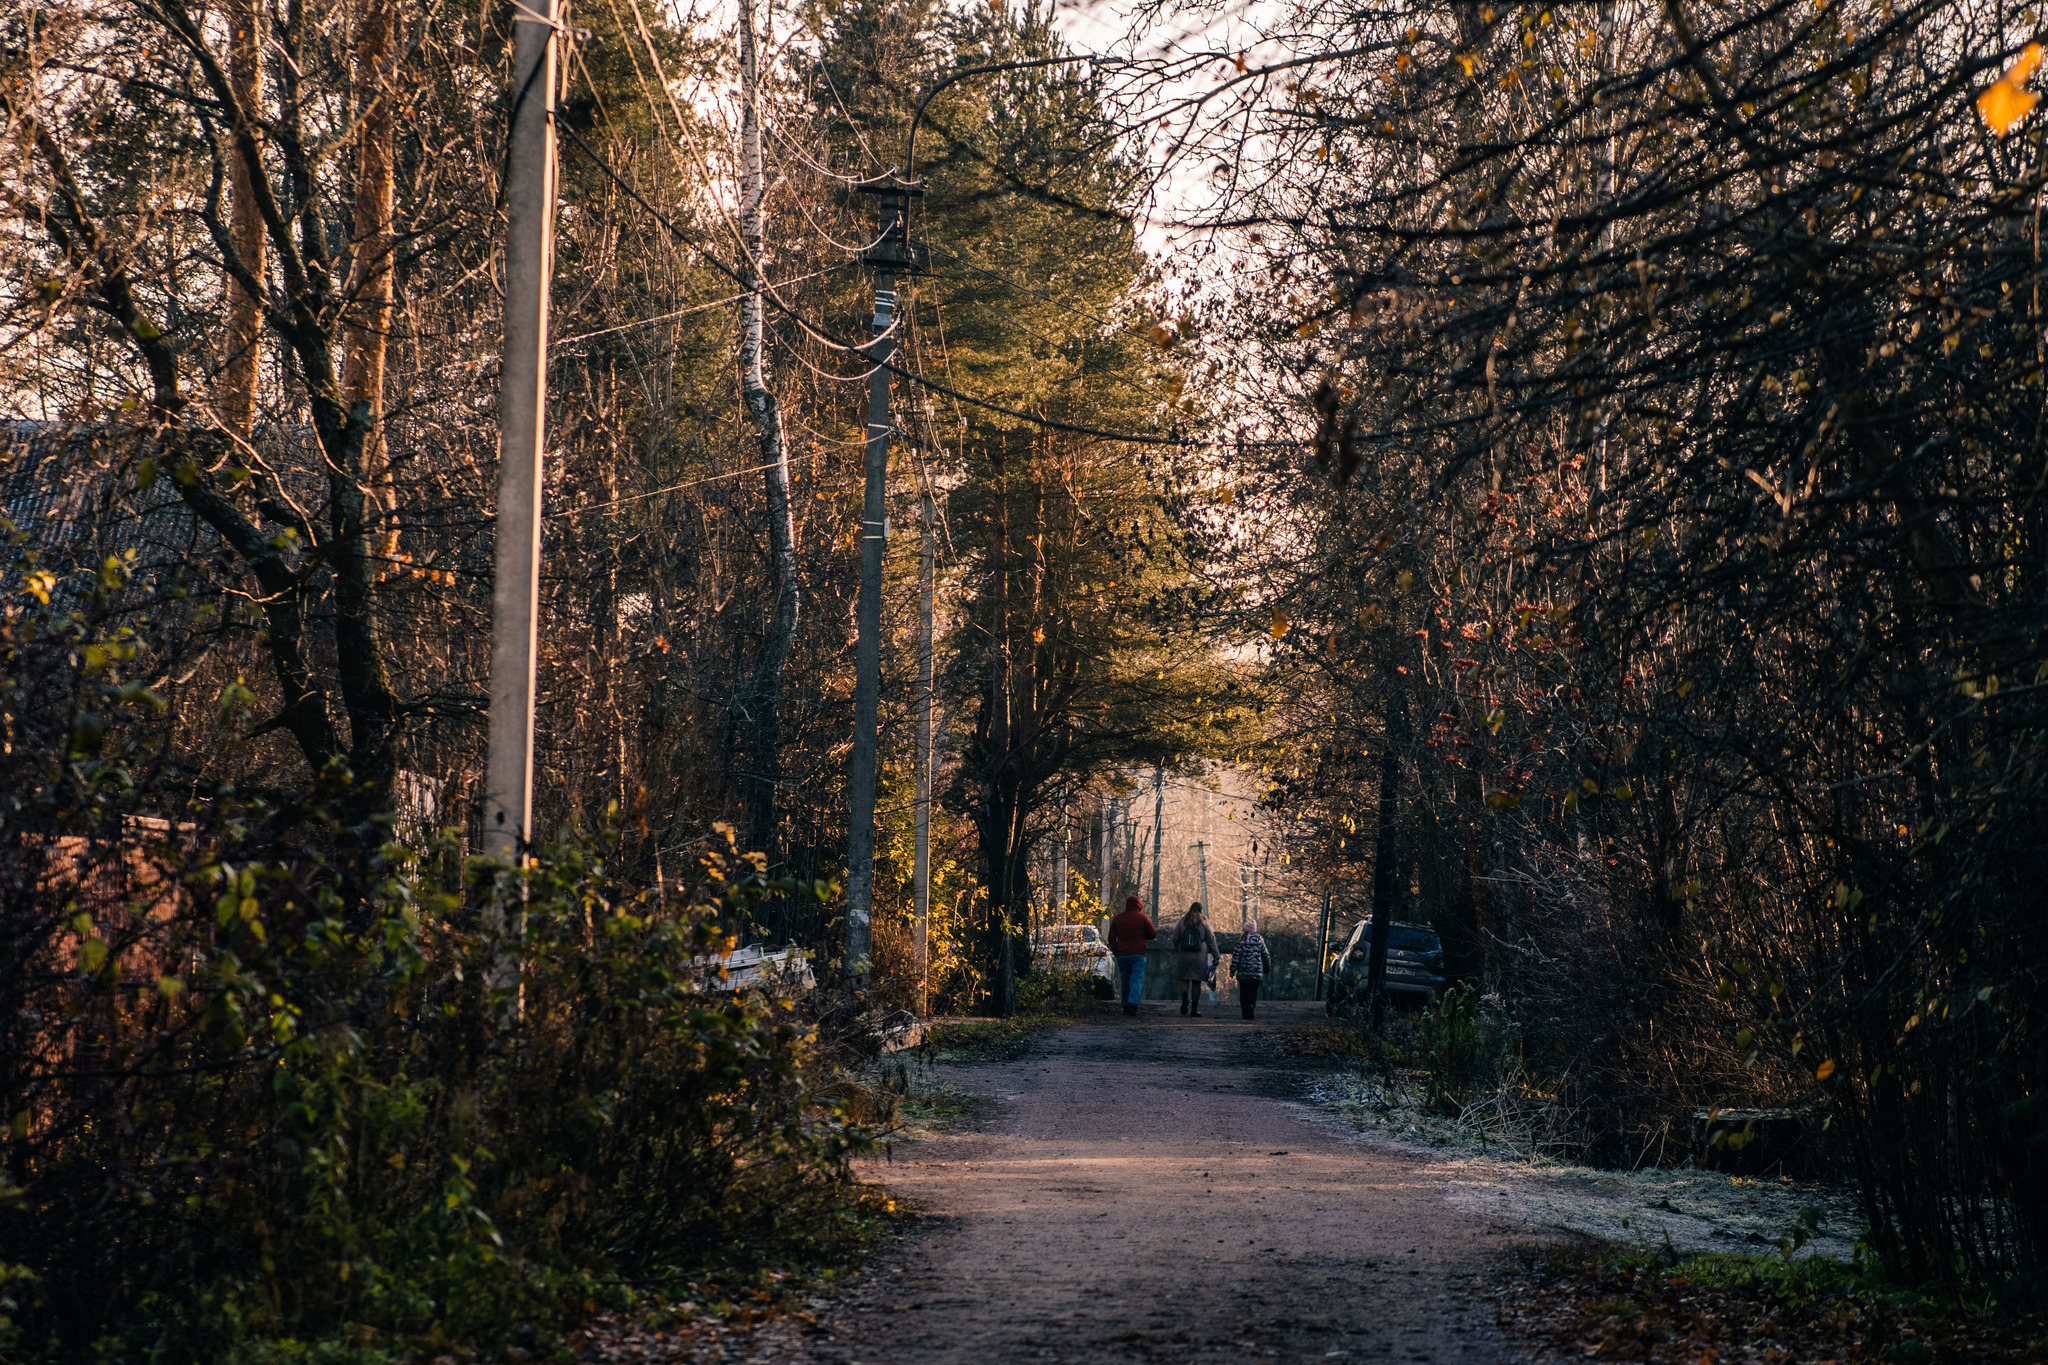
[[1315, 887, 1333, 1001], [844, 170, 923, 989], [1053, 806, 1068, 913], [1190, 840, 1209, 916], [912, 473, 935, 1014], [1122, 799, 1139, 904], [1097, 799, 1113, 908], [1149, 765, 1164, 917], [484, 0, 558, 869]]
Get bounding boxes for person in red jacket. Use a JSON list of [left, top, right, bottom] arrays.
[[1106, 895, 1156, 1016]]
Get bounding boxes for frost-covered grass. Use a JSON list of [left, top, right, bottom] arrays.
[[1303, 1070, 1864, 1262]]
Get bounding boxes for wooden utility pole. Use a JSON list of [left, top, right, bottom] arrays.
[[913, 474, 936, 1013], [846, 171, 922, 988], [484, 0, 557, 870]]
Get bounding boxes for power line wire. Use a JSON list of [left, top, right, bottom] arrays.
[[555, 116, 1306, 451]]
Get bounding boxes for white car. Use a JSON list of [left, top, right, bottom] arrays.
[[1030, 923, 1116, 995], [701, 943, 815, 994]]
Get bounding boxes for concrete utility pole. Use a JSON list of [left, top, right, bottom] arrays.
[[913, 473, 935, 1014], [1053, 806, 1068, 913], [1098, 799, 1113, 908], [484, 0, 558, 869], [844, 170, 923, 988], [1149, 766, 1164, 919], [1121, 799, 1138, 904], [1190, 840, 1209, 916], [1315, 887, 1333, 1001]]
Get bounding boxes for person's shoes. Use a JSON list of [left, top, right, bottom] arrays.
[[1180, 999, 1189, 1015], [1190, 1008, 1201, 1017], [1123, 1004, 1137, 1016]]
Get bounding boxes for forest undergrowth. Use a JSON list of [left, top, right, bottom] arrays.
[[0, 708, 898, 1361]]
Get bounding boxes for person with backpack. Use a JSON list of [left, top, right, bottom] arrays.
[[1106, 895, 1156, 1016], [1174, 903, 1219, 1017], [1233, 917, 1274, 1020]]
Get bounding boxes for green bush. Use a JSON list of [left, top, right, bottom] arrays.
[[0, 794, 878, 1361]]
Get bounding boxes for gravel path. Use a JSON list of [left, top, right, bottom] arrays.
[[781, 1001, 1541, 1365]]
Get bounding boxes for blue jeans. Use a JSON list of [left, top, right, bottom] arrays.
[[1117, 954, 1147, 1006]]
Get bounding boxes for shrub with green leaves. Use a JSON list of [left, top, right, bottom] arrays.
[[1, 783, 875, 1360]]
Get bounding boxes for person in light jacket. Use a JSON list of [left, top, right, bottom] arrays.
[[1233, 917, 1274, 1020], [1174, 903, 1219, 1017]]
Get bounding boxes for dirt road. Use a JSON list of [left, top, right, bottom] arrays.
[[787, 1001, 1540, 1364]]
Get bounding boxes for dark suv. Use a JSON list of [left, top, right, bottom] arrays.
[[1324, 920, 1447, 1012]]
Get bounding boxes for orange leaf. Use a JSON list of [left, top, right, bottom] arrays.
[[1270, 605, 1290, 638], [1816, 1058, 1837, 1080], [1979, 43, 2044, 134]]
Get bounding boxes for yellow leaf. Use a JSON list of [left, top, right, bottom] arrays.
[[1219, 485, 1234, 504], [1978, 43, 2043, 134], [1031, 625, 1045, 643], [1270, 605, 1290, 638], [1457, 52, 1476, 76], [1816, 1058, 1837, 1080]]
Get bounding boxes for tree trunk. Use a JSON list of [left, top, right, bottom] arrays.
[[218, 0, 264, 437], [737, 0, 798, 865], [342, 0, 397, 503]]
